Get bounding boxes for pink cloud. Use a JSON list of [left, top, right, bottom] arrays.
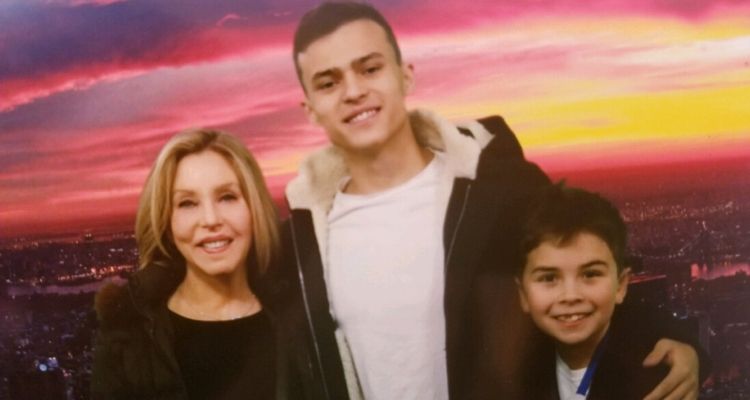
[[216, 13, 244, 27], [1, 25, 295, 111], [44, 0, 127, 6], [383, 0, 750, 35], [3, 0, 749, 238]]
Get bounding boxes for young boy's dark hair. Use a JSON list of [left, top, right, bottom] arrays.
[[517, 183, 628, 274], [292, 1, 403, 87]]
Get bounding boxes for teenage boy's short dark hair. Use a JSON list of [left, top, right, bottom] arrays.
[[292, 1, 403, 87], [517, 183, 628, 275]]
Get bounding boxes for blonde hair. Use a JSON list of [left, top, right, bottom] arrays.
[[135, 129, 280, 276]]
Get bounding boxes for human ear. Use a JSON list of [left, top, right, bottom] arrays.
[[515, 277, 530, 313], [615, 267, 631, 304], [301, 101, 319, 126], [401, 63, 415, 94]]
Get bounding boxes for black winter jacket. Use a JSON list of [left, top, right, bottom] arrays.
[[90, 264, 296, 400], [91, 265, 187, 400], [280, 110, 551, 399]]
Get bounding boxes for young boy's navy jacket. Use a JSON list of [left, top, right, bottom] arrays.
[[517, 301, 709, 400]]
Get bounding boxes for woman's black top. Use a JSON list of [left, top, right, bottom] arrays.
[[169, 309, 276, 400]]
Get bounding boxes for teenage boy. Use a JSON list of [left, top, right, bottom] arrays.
[[281, 2, 700, 399], [515, 185, 706, 399]]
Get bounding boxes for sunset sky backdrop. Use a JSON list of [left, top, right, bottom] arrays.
[[1, 0, 749, 238]]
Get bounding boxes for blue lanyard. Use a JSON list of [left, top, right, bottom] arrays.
[[576, 332, 610, 396]]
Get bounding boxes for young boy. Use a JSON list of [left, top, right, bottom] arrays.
[[516, 184, 687, 399]]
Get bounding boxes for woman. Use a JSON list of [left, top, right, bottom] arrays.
[[91, 129, 281, 399]]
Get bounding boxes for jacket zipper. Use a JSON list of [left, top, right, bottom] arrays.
[[289, 213, 333, 400], [445, 182, 472, 274]]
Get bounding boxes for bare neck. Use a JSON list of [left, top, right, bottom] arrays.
[[556, 324, 611, 370], [343, 123, 433, 195], [168, 266, 260, 320], [557, 346, 593, 370]]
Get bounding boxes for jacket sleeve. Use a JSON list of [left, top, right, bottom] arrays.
[[613, 300, 712, 384], [90, 281, 139, 400], [90, 326, 130, 400], [89, 283, 154, 400]]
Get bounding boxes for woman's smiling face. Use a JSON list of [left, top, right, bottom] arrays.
[[170, 150, 252, 278]]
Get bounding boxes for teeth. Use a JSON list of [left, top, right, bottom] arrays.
[[555, 314, 586, 322], [349, 109, 376, 123], [202, 240, 229, 249]]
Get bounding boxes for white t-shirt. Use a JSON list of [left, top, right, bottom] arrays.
[[327, 153, 452, 400], [556, 353, 589, 400]]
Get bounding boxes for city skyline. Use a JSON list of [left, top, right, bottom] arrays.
[[2, 0, 749, 239], [2, 172, 747, 398]]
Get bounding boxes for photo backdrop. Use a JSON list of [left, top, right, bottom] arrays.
[[0, 0, 748, 398]]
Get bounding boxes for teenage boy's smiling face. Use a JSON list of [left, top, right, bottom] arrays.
[[518, 232, 629, 361], [297, 19, 413, 157]]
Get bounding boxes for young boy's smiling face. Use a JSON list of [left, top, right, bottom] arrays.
[[518, 232, 629, 366]]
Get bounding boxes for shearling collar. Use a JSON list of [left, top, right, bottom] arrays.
[[285, 109, 493, 213], [284, 109, 493, 277]]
